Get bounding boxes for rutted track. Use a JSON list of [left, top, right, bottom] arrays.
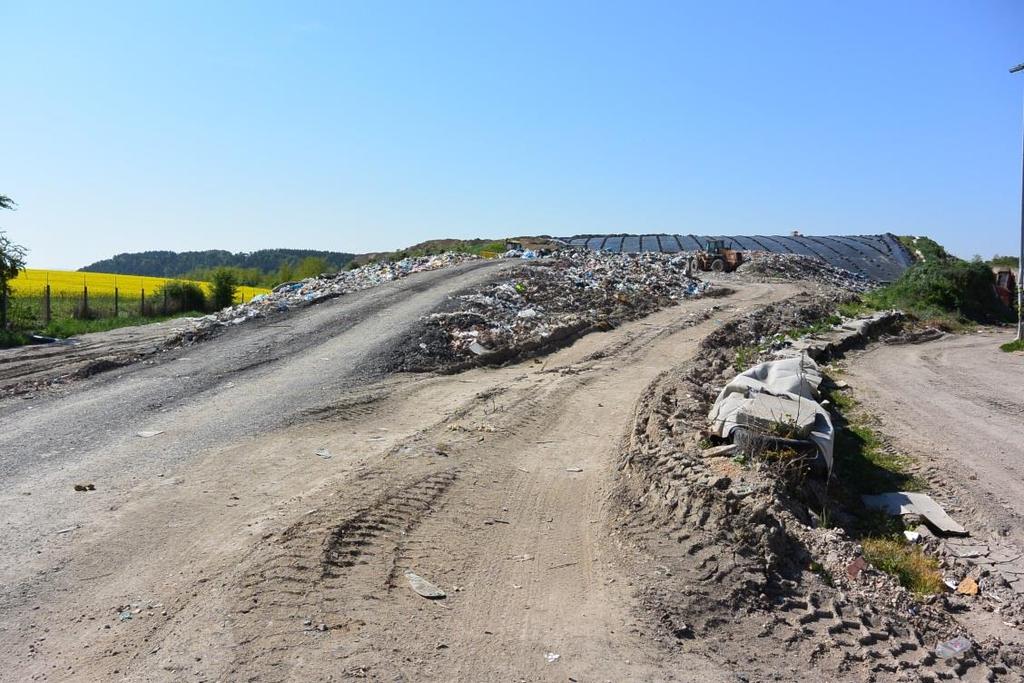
[[0, 271, 798, 681]]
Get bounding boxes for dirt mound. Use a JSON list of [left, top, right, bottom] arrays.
[[614, 296, 1022, 680]]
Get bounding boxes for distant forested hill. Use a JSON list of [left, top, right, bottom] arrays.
[[80, 249, 355, 277]]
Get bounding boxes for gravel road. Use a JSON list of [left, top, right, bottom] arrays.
[[0, 260, 510, 584]]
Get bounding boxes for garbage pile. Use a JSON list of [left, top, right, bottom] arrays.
[[737, 252, 873, 291], [398, 250, 711, 368], [188, 252, 479, 333]]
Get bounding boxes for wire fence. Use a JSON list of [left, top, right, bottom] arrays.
[[4, 283, 267, 330]]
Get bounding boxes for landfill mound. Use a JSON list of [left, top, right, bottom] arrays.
[[184, 252, 479, 336], [386, 250, 713, 371], [737, 252, 873, 291], [615, 296, 1022, 680], [559, 232, 913, 282]]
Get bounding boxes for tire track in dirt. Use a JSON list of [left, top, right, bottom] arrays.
[[1, 281, 800, 682]]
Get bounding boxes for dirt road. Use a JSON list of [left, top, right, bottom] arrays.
[[846, 330, 1024, 547], [0, 268, 796, 681]]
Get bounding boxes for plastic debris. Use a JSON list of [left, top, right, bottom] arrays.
[[136, 430, 164, 438], [413, 250, 711, 365], [846, 556, 867, 580], [935, 635, 972, 659], [188, 252, 481, 335], [737, 252, 873, 292], [544, 652, 560, 663], [861, 492, 966, 536], [405, 570, 447, 599], [314, 448, 332, 459], [565, 467, 583, 472]]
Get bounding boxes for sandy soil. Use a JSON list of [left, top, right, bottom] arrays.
[[846, 330, 1024, 546], [0, 267, 797, 681], [846, 329, 1024, 647]]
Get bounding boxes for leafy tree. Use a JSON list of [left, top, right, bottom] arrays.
[[210, 267, 238, 309], [276, 260, 297, 284], [0, 196, 27, 329], [295, 256, 331, 279], [81, 248, 355, 278]]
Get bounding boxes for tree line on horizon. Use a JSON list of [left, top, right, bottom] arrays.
[[80, 249, 357, 287]]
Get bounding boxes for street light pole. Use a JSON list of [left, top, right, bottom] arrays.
[[1013, 62, 1024, 340]]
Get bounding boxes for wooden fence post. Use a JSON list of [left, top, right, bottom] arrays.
[[0, 287, 6, 330], [44, 285, 51, 325], [82, 285, 89, 319], [114, 287, 119, 317], [162, 288, 168, 315], [140, 288, 145, 316]]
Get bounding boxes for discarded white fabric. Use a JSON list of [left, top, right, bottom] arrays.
[[707, 356, 834, 470]]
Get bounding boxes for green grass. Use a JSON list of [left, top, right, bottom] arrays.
[[837, 300, 873, 318], [831, 398, 925, 497], [39, 312, 203, 338], [733, 344, 761, 371], [862, 538, 945, 597], [1001, 338, 1024, 353], [898, 235, 954, 263], [821, 386, 926, 540], [781, 314, 843, 339], [824, 383, 945, 598]]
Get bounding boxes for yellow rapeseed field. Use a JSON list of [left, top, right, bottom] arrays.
[[11, 269, 271, 301]]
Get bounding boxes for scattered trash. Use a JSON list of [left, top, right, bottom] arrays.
[[405, 250, 711, 368], [314, 448, 333, 459], [956, 577, 979, 596], [404, 570, 447, 599], [861, 492, 966, 536], [846, 556, 868, 580], [903, 530, 921, 543], [73, 483, 96, 492], [189, 252, 480, 334], [934, 635, 972, 660], [544, 652, 561, 663], [510, 554, 534, 562], [136, 430, 164, 438], [565, 467, 583, 473], [56, 526, 78, 534], [118, 610, 133, 622], [737, 252, 873, 292]]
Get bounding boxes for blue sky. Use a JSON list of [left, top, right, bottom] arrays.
[[2, 1, 1023, 268]]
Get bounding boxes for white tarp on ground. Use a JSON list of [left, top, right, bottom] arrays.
[[707, 356, 834, 470]]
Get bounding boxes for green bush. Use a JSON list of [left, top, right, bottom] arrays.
[[865, 260, 1012, 324], [153, 280, 207, 314], [210, 268, 238, 310]]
